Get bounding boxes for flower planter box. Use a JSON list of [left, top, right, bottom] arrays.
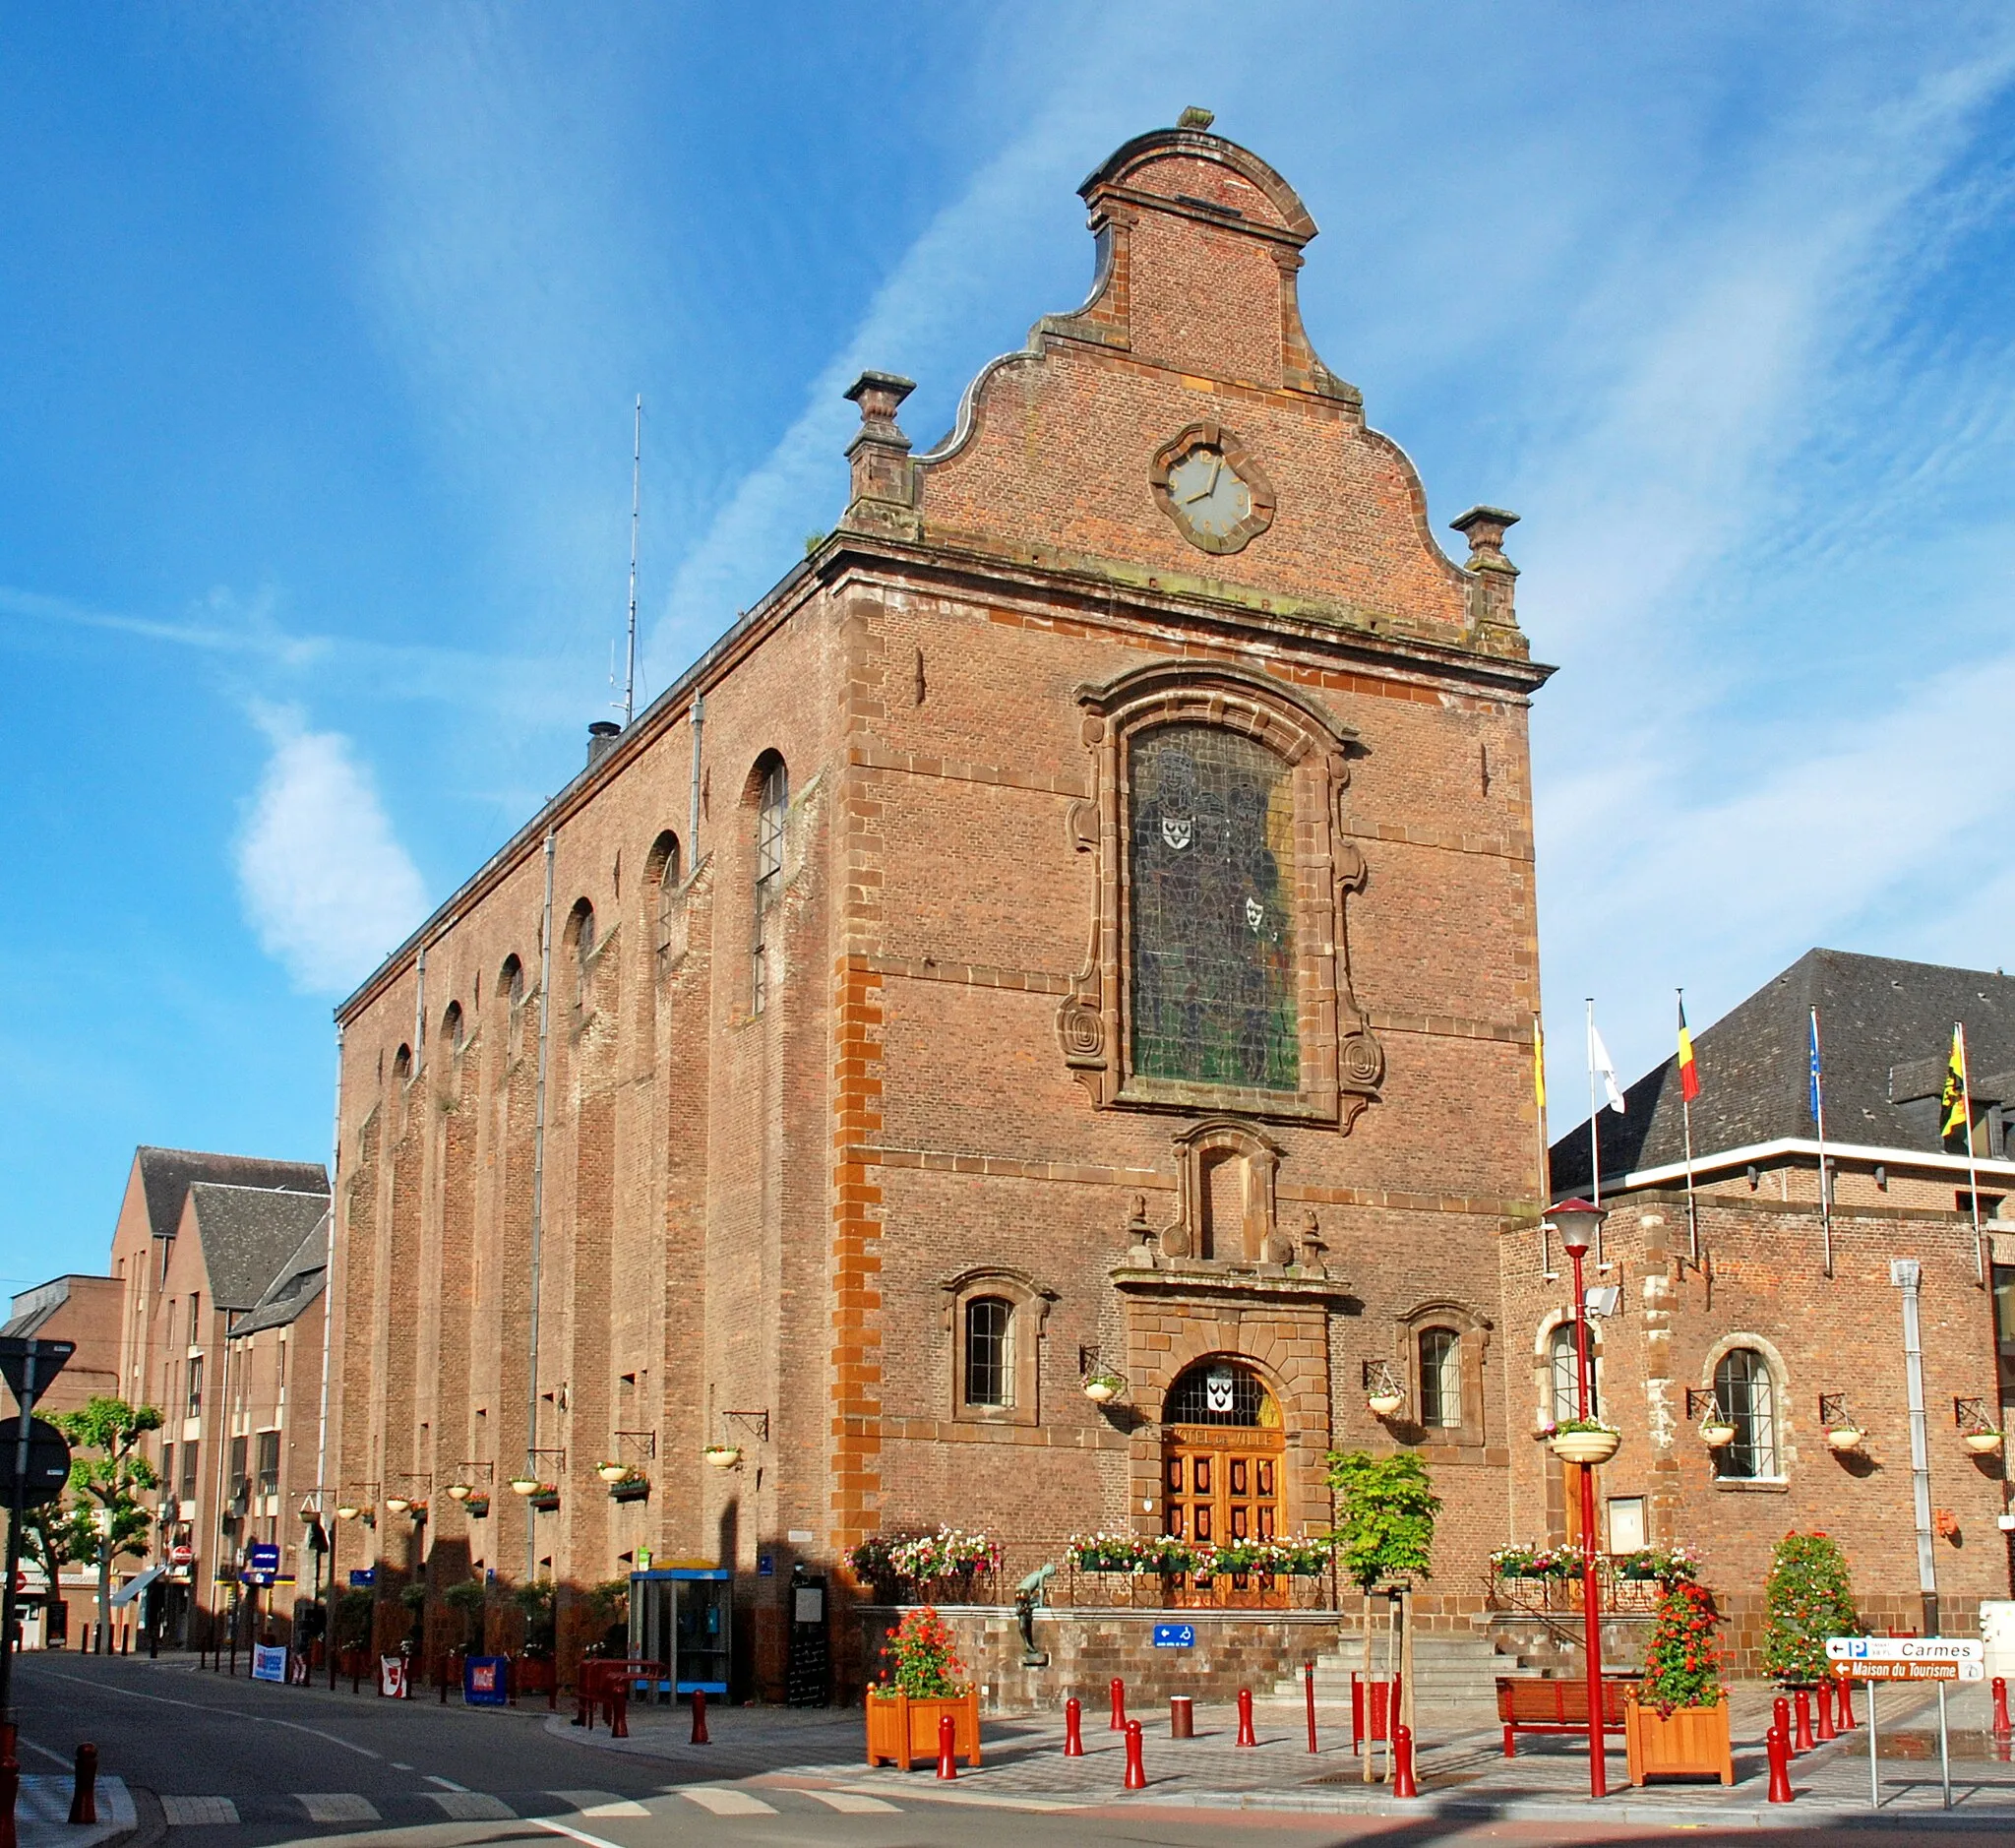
[[1623, 1691, 1733, 1786], [865, 1687, 981, 1770]]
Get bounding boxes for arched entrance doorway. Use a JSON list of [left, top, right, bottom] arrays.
[[1163, 1359, 1287, 1607]]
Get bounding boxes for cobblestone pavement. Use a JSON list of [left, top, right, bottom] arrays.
[[566, 1681, 2015, 1827]]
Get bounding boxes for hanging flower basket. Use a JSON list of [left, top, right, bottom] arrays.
[[596, 1461, 631, 1484], [1963, 1429, 2003, 1454], [1548, 1421, 1621, 1465], [1082, 1370, 1126, 1403], [702, 1445, 742, 1469], [1698, 1422, 1737, 1449], [1825, 1427, 1865, 1453], [1368, 1390, 1404, 1417]]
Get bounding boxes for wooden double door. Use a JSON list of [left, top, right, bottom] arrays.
[[1165, 1424, 1285, 1549]]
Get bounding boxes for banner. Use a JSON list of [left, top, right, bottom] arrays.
[[379, 1654, 407, 1698], [251, 1643, 287, 1684]]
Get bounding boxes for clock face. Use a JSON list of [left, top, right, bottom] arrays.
[[1149, 422, 1275, 555], [1165, 446, 1252, 542]]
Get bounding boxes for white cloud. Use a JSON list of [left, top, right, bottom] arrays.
[[235, 705, 428, 996]]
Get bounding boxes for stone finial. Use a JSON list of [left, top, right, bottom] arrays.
[[1177, 105, 1216, 130], [840, 371, 921, 536], [1450, 505, 1520, 573]]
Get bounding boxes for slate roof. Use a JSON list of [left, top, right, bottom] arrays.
[[231, 1217, 329, 1337], [1551, 949, 2015, 1196], [183, 1182, 331, 1312], [135, 1145, 328, 1242]]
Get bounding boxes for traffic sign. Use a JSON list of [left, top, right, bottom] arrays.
[[0, 1416, 73, 1509], [1152, 1623, 1196, 1649], [0, 1337, 74, 1409], [247, 1541, 282, 1574], [1826, 1636, 1984, 1681]]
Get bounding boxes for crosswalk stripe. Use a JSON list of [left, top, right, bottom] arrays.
[[161, 1796, 240, 1825], [296, 1794, 382, 1822], [550, 1790, 650, 1817], [426, 1791, 517, 1819], [677, 1787, 778, 1816], [801, 1790, 899, 1813]]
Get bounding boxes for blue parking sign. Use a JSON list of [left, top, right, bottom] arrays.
[[1152, 1624, 1195, 1648]]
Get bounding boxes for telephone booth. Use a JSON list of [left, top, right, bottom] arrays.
[[629, 1567, 732, 1699]]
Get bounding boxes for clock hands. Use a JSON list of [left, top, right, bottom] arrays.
[[1181, 454, 1225, 504]]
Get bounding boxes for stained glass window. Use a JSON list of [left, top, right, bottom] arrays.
[[1128, 724, 1298, 1090]]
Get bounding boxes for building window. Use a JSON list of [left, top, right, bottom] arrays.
[[501, 955, 527, 1061], [1713, 1347, 1780, 1479], [179, 1443, 198, 1504], [1418, 1327, 1462, 1428], [159, 1443, 175, 1511], [1994, 1264, 2015, 1352], [442, 1001, 465, 1060], [255, 1430, 280, 1500], [751, 756, 787, 1015], [1165, 1361, 1275, 1428], [647, 830, 682, 957], [1128, 723, 1298, 1091], [569, 900, 596, 1008], [963, 1298, 1013, 1408], [185, 1355, 204, 1421], [1549, 1323, 1598, 1424], [228, 1435, 250, 1515]]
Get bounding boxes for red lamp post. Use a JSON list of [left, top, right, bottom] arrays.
[[1551, 1197, 1609, 1799]]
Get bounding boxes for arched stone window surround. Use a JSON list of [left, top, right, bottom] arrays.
[[1700, 1332, 1792, 1483], [1534, 1310, 1603, 1431], [644, 829, 684, 968], [1390, 1301, 1492, 1450], [1058, 658, 1381, 1127], [498, 954, 527, 1064], [938, 1266, 1054, 1427], [747, 753, 788, 1016], [1163, 1117, 1284, 1263]]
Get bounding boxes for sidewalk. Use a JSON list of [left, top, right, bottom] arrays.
[[558, 1681, 2015, 1829], [16, 1775, 135, 1848]]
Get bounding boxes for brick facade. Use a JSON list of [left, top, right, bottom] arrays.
[[328, 121, 1551, 1698]]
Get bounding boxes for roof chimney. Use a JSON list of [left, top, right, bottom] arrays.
[[586, 720, 622, 769]]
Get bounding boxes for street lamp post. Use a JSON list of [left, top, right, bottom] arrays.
[[1552, 1198, 1609, 1799]]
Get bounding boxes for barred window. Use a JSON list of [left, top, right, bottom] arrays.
[[1714, 1347, 1780, 1480], [1165, 1360, 1274, 1428], [1549, 1324, 1597, 1424], [963, 1297, 1013, 1408], [1419, 1327, 1462, 1428]]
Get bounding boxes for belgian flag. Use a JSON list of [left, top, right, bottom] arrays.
[[1677, 1000, 1700, 1104], [1940, 1024, 1971, 1150]]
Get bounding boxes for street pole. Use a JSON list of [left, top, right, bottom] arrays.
[[0, 1348, 42, 1725], [1568, 1234, 1608, 1799]]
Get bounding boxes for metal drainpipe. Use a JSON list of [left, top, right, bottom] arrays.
[[688, 693, 704, 864], [525, 827, 556, 1582], [1892, 1259, 1939, 1635]]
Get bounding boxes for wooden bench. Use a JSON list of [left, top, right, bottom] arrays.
[[1496, 1676, 1631, 1756]]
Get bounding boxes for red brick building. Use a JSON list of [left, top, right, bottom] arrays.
[[327, 117, 1552, 1694], [1537, 951, 2015, 1667]]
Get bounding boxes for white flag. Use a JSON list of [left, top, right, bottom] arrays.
[[1589, 1021, 1626, 1114]]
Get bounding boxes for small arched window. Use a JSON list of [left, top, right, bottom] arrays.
[[392, 1043, 412, 1086], [1549, 1323, 1598, 1424], [646, 830, 682, 956], [751, 755, 787, 1015], [567, 899, 596, 1007], [1713, 1347, 1780, 1479], [442, 1001, 465, 1059], [500, 955, 526, 1061], [963, 1298, 1013, 1408], [1418, 1327, 1462, 1428]]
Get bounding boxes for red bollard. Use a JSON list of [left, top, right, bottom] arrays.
[[1392, 1723, 1418, 1800], [936, 1712, 957, 1780], [1836, 1678, 1857, 1731], [690, 1688, 710, 1746], [1235, 1687, 1257, 1748], [1815, 1679, 1836, 1742], [1793, 1687, 1815, 1754], [0, 1742, 17, 1848], [1063, 1696, 1084, 1756], [1765, 1722, 1794, 1803], [1305, 1660, 1318, 1754], [1169, 1695, 1193, 1740], [1109, 1677, 1127, 1731], [1993, 1676, 2012, 1737], [67, 1745, 98, 1826], [610, 1678, 629, 1740], [1123, 1719, 1146, 1790]]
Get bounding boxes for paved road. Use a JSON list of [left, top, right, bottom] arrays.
[[15, 1654, 2002, 1846]]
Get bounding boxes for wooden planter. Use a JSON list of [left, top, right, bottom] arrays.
[[1623, 1690, 1733, 1786], [865, 1687, 982, 1770]]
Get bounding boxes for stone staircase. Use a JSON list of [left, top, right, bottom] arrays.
[[1268, 1628, 1548, 1712]]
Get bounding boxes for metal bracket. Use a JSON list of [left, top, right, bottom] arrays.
[[1955, 1396, 1993, 1435], [1684, 1388, 1725, 1423], [613, 1429, 657, 1462], [720, 1411, 769, 1445], [1362, 1359, 1405, 1402], [1818, 1392, 1852, 1429]]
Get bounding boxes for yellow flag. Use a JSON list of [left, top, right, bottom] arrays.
[[1534, 1015, 1547, 1111], [1940, 1024, 1970, 1148]]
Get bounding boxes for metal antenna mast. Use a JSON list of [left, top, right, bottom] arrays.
[[624, 394, 641, 726]]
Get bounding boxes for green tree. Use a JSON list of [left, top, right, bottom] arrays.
[[1326, 1449, 1440, 1784], [50, 1395, 163, 1653], [1762, 1531, 1859, 1685]]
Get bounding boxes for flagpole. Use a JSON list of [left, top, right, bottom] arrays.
[[1537, 1012, 1557, 1279], [1961, 1023, 1984, 1287], [1679, 988, 1699, 1270], [1586, 997, 1601, 1212], [1815, 1016, 1834, 1278]]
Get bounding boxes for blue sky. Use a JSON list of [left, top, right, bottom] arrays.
[[5, 4, 2014, 1290]]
